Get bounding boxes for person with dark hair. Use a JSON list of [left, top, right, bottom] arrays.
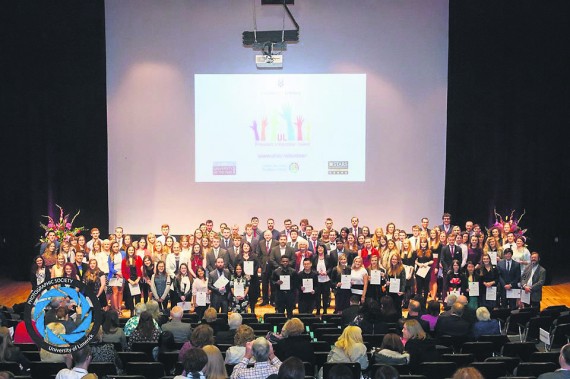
[[420, 300, 441, 332], [537, 343, 570, 378], [312, 243, 333, 315], [374, 365, 400, 379], [127, 311, 160, 351], [297, 259, 318, 314], [30, 255, 51, 291], [175, 348, 208, 379], [101, 309, 127, 350], [153, 331, 176, 361], [341, 295, 362, 327], [380, 295, 399, 324], [373, 333, 410, 365], [402, 300, 430, 334], [351, 298, 388, 335], [178, 324, 215, 362], [272, 256, 299, 319], [54, 346, 93, 379], [521, 251, 546, 309], [276, 356, 305, 379], [328, 364, 353, 379]]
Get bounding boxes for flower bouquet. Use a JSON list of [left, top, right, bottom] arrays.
[[39, 204, 86, 243]]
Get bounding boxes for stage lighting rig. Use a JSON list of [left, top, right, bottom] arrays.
[[243, 0, 299, 69]]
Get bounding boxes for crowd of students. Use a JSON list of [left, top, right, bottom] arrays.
[[30, 213, 546, 318]]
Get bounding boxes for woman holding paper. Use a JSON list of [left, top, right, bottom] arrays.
[[415, 238, 433, 303], [313, 244, 333, 315], [386, 253, 406, 316], [234, 241, 259, 313], [173, 263, 193, 309], [401, 239, 417, 307], [464, 261, 480, 309], [109, 242, 125, 315], [230, 263, 250, 313], [478, 253, 499, 310], [443, 260, 465, 299], [350, 256, 369, 304], [192, 266, 209, 319], [483, 236, 503, 261], [366, 255, 386, 300], [122, 245, 143, 316], [150, 260, 172, 311], [331, 254, 352, 313]]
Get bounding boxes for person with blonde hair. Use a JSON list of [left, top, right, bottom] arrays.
[[50, 253, 66, 278], [451, 367, 484, 379], [275, 318, 314, 365], [40, 323, 68, 363], [325, 326, 368, 371], [402, 319, 437, 373], [472, 306, 500, 339], [202, 345, 227, 379]]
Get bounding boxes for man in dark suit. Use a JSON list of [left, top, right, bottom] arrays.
[[161, 305, 192, 343], [341, 295, 362, 326], [537, 343, 570, 379], [206, 236, 231, 273], [498, 248, 521, 309], [328, 239, 347, 268], [437, 212, 455, 236], [441, 233, 462, 274], [208, 258, 231, 313], [215, 313, 242, 345], [347, 216, 362, 240], [307, 230, 320, 255], [73, 251, 89, 280], [521, 252, 547, 309], [269, 234, 296, 271], [256, 230, 277, 306], [281, 218, 293, 241], [243, 223, 259, 253], [403, 300, 431, 334], [287, 230, 300, 250], [271, 256, 299, 318], [226, 236, 243, 270], [220, 227, 233, 250], [435, 302, 471, 338]]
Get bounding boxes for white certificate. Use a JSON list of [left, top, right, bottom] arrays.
[[506, 288, 521, 298], [370, 270, 381, 285], [416, 266, 430, 279], [196, 292, 207, 306], [521, 289, 531, 304], [488, 251, 498, 266], [244, 261, 254, 276], [128, 283, 141, 296], [234, 282, 245, 297], [468, 281, 479, 296], [214, 275, 229, 289], [486, 286, 497, 301], [280, 275, 291, 290], [302, 278, 313, 293], [389, 278, 401, 293], [449, 289, 461, 298], [177, 301, 192, 311], [433, 253, 438, 259], [341, 275, 351, 289], [108, 277, 123, 287]]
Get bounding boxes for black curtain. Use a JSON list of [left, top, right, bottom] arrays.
[[446, 0, 569, 280], [0, 2, 108, 279]]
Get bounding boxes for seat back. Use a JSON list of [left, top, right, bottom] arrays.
[[441, 353, 474, 367], [469, 361, 507, 379], [478, 334, 510, 354], [126, 362, 165, 379], [29, 362, 67, 379], [322, 362, 361, 379], [529, 351, 560, 365], [417, 362, 457, 379], [0, 362, 21, 375], [501, 341, 538, 361], [516, 362, 558, 377], [485, 356, 521, 376], [461, 341, 494, 361], [89, 362, 117, 377]]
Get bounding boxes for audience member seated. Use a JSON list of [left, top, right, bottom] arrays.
[[178, 324, 215, 362], [402, 300, 430, 334], [123, 302, 160, 336], [471, 306, 500, 340], [374, 365, 400, 379], [230, 337, 282, 379], [452, 367, 484, 379], [537, 343, 570, 379], [403, 319, 438, 373], [456, 295, 477, 324], [203, 345, 227, 379], [225, 325, 256, 364], [55, 346, 93, 379], [13, 320, 35, 344], [40, 322, 68, 363], [372, 333, 410, 365], [153, 330, 177, 361], [174, 347, 208, 379], [201, 308, 229, 334], [101, 310, 127, 350], [161, 305, 192, 343], [341, 295, 362, 326], [127, 311, 161, 351], [439, 294, 458, 317], [351, 298, 389, 335], [435, 303, 471, 338], [216, 313, 242, 345], [420, 300, 441, 332], [89, 326, 122, 373], [146, 299, 168, 326], [274, 318, 315, 365], [275, 356, 305, 379], [380, 296, 400, 324], [0, 371, 15, 379], [321, 325, 369, 378], [0, 327, 30, 371]]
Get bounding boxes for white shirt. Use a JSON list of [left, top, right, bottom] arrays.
[[157, 235, 177, 244], [55, 367, 88, 379]]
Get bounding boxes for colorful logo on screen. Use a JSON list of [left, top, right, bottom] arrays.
[[213, 162, 236, 175], [328, 161, 349, 175], [24, 278, 102, 354], [249, 105, 310, 143]]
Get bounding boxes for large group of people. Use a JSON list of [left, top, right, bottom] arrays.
[[31, 213, 545, 317]]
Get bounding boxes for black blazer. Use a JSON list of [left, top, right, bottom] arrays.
[[405, 337, 438, 373], [274, 335, 315, 364], [74, 262, 89, 280], [497, 259, 521, 289]]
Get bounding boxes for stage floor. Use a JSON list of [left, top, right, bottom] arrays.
[[2, 278, 569, 316]]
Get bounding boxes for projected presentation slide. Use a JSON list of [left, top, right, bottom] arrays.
[[195, 74, 366, 182]]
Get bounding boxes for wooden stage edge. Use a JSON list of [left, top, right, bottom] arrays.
[[1, 278, 569, 315]]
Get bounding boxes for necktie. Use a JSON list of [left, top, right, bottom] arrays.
[[175, 258, 179, 272], [451, 245, 454, 255], [78, 265, 82, 276], [507, 261, 510, 272], [266, 241, 270, 252]]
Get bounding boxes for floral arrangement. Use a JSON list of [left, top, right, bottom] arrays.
[[39, 204, 86, 243], [488, 208, 527, 239]]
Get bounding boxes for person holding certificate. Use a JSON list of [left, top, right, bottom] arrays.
[[192, 266, 209, 320], [122, 245, 143, 316], [497, 248, 521, 309], [350, 256, 369, 304], [312, 244, 333, 315], [415, 238, 433, 304], [230, 263, 250, 313], [443, 260, 465, 300], [331, 254, 352, 313], [366, 255, 386, 300], [271, 256, 299, 318], [479, 253, 499, 310], [386, 253, 406, 317], [298, 259, 318, 314], [208, 257, 232, 313], [234, 241, 259, 314], [464, 261, 480, 310]]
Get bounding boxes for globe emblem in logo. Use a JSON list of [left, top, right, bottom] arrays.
[[25, 278, 102, 353]]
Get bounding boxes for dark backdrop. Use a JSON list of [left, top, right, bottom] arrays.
[[1, 1, 567, 281]]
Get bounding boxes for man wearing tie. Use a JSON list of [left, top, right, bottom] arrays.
[[281, 218, 293, 241], [221, 227, 232, 250], [208, 258, 231, 313], [243, 223, 259, 252], [74, 251, 89, 280], [498, 248, 521, 309], [348, 217, 362, 240], [441, 233, 462, 274], [521, 252, 546, 309], [206, 236, 231, 273], [256, 231, 277, 306], [287, 230, 300, 250], [308, 230, 320, 254], [438, 213, 455, 236]]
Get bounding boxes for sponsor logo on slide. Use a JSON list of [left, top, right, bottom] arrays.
[[249, 105, 310, 145], [289, 162, 299, 173], [328, 161, 349, 175], [213, 162, 236, 175]]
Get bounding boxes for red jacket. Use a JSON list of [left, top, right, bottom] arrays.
[[121, 256, 143, 280]]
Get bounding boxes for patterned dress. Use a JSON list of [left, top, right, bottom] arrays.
[[230, 275, 250, 313]]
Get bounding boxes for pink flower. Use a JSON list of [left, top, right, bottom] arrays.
[[66, 223, 72, 229]]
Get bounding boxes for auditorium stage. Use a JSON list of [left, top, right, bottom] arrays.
[[1, 278, 569, 317]]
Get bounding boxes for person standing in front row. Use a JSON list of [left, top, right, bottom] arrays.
[[208, 257, 231, 313], [272, 256, 299, 318], [521, 252, 546, 309]]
